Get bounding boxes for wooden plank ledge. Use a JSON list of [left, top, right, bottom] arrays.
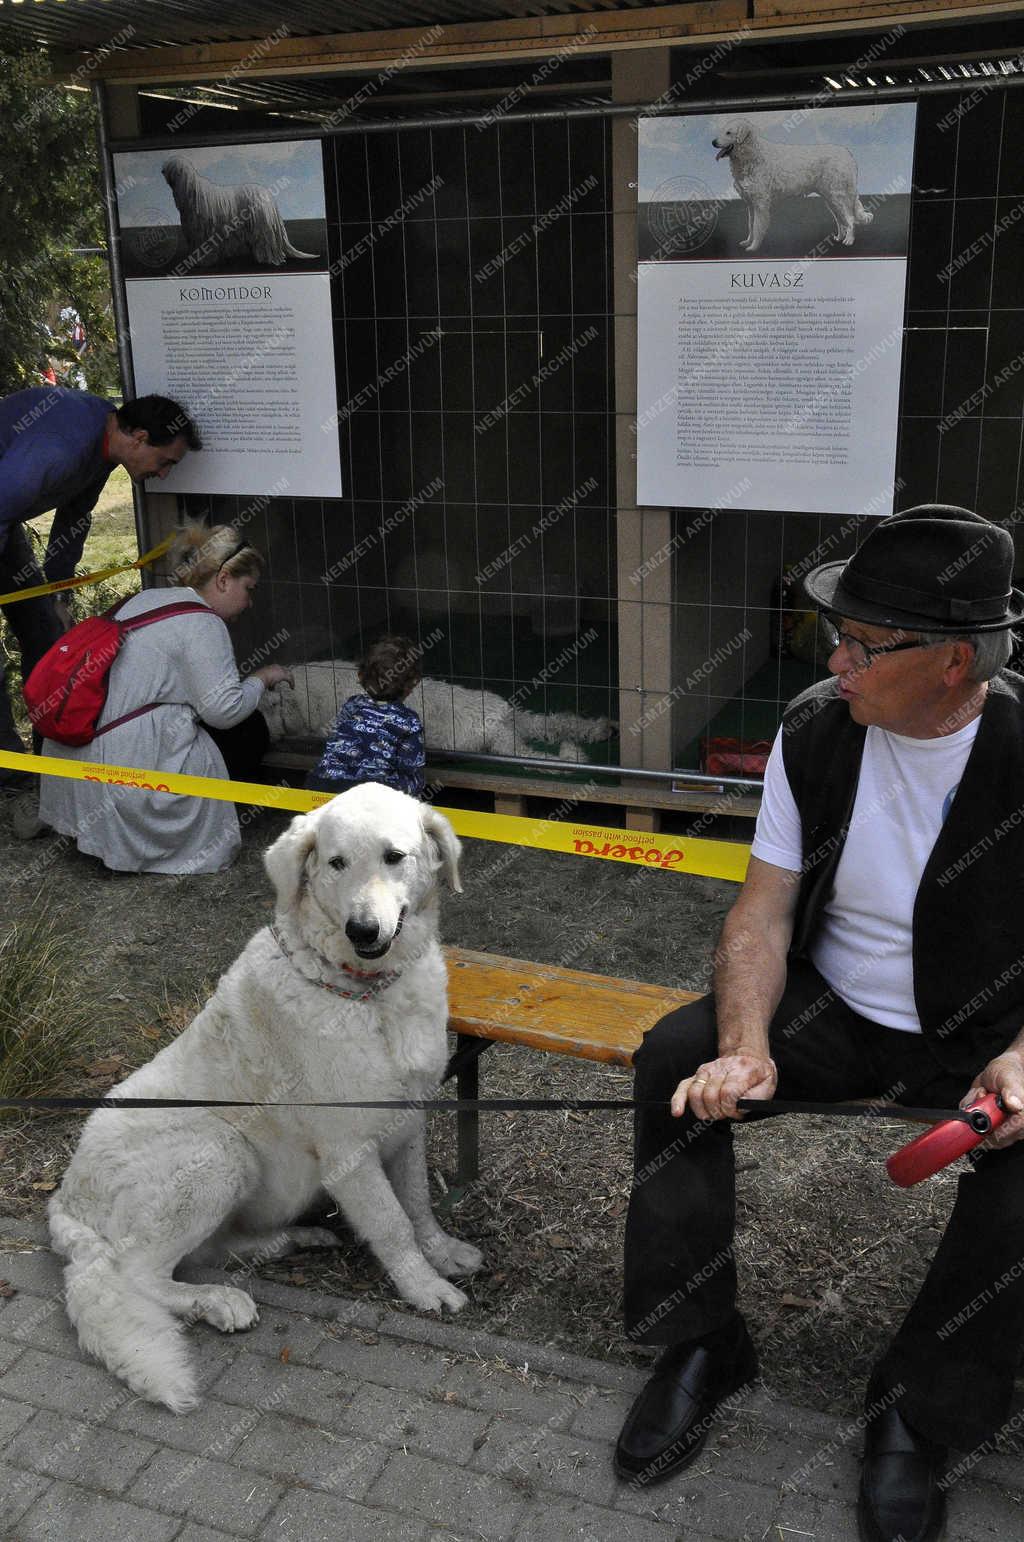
[[261, 749, 763, 820], [444, 945, 698, 1064]]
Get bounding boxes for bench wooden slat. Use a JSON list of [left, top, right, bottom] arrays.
[[444, 946, 699, 1065]]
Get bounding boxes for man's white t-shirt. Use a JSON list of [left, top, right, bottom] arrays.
[[751, 715, 981, 1032]]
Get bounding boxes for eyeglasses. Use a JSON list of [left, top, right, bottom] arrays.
[[822, 621, 931, 671]]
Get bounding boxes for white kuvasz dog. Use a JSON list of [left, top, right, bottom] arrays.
[[49, 784, 482, 1412], [261, 660, 613, 763], [711, 117, 873, 252]]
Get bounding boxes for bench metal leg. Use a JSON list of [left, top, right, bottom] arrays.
[[444, 1034, 492, 1188], [457, 1044, 480, 1187]]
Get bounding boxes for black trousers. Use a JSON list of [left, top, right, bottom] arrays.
[[0, 525, 63, 760], [624, 958, 1024, 1450], [203, 710, 269, 784]]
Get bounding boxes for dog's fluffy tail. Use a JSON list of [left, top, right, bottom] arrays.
[[283, 237, 319, 260], [49, 1201, 198, 1412], [514, 708, 612, 746]]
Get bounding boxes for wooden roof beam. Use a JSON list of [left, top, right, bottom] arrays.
[[55, 0, 1024, 85]]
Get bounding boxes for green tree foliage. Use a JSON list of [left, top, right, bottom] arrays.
[[0, 46, 119, 395]]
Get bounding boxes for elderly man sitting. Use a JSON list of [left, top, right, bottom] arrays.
[[615, 504, 1024, 1542]]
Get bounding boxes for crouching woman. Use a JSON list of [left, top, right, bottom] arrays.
[[39, 523, 292, 874]]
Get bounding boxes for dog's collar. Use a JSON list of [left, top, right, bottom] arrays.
[[270, 925, 401, 1002]]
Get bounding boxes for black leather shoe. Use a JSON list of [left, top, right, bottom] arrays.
[[857, 1405, 947, 1542], [614, 1317, 758, 1486]]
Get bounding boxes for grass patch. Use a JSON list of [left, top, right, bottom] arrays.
[[64, 464, 138, 575], [0, 898, 105, 1109]]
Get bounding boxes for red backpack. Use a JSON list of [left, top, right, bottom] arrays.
[[24, 597, 210, 747]]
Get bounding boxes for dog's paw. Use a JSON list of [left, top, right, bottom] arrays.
[[399, 1270, 469, 1314], [191, 1285, 259, 1334], [425, 1236, 484, 1278], [423, 1278, 469, 1313]]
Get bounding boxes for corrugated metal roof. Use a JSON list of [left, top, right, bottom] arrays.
[[6, 0, 1019, 127], [0, 0, 670, 56]]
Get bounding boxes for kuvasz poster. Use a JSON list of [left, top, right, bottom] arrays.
[[113, 140, 342, 498], [636, 103, 917, 516]]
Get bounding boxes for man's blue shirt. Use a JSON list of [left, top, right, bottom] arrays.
[[0, 387, 114, 547]]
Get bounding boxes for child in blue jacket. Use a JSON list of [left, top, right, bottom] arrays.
[[306, 634, 426, 797]]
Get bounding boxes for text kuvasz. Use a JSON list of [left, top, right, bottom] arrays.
[[49, 785, 482, 1412], [261, 660, 613, 763], [711, 118, 873, 253]]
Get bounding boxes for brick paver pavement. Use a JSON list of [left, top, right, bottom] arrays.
[[1, 1215, 1021, 1541]]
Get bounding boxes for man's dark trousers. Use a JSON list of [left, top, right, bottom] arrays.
[[624, 958, 1024, 1452], [0, 525, 63, 759]]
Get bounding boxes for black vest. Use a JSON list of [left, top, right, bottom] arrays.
[[780, 670, 1024, 1081]]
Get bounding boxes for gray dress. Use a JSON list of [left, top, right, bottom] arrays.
[[39, 587, 264, 874]]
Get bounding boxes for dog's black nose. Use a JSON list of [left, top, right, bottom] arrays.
[[346, 918, 380, 948]]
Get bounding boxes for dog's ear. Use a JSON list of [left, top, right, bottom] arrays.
[[421, 806, 462, 893], [264, 811, 319, 911]]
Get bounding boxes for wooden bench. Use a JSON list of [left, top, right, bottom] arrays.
[[442, 946, 699, 1183], [439, 950, 931, 1187]]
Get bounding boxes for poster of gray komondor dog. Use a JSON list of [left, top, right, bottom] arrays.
[[162, 155, 319, 267]]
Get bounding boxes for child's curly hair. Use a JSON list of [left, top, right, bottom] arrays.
[[358, 634, 423, 703]]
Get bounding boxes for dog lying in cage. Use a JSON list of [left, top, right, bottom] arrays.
[[260, 660, 614, 763]]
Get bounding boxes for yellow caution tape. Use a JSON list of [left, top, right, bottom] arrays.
[[441, 807, 750, 883], [0, 748, 750, 882], [0, 748, 331, 813], [0, 534, 175, 607]]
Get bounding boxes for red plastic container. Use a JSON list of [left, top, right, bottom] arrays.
[[886, 1093, 1006, 1188]]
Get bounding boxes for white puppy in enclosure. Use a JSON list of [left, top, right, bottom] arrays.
[[711, 118, 873, 252], [49, 786, 481, 1412], [162, 155, 319, 266], [261, 660, 613, 764]]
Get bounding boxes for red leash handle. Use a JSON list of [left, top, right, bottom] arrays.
[[885, 1093, 1006, 1187]]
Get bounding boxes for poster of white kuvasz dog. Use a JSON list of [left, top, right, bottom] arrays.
[[49, 785, 482, 1412], [710, 117, 873, 252]]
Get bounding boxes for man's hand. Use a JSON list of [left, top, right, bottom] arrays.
[[671, 1052, 778, 1121], [962, 1050, 1024, 1150]]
